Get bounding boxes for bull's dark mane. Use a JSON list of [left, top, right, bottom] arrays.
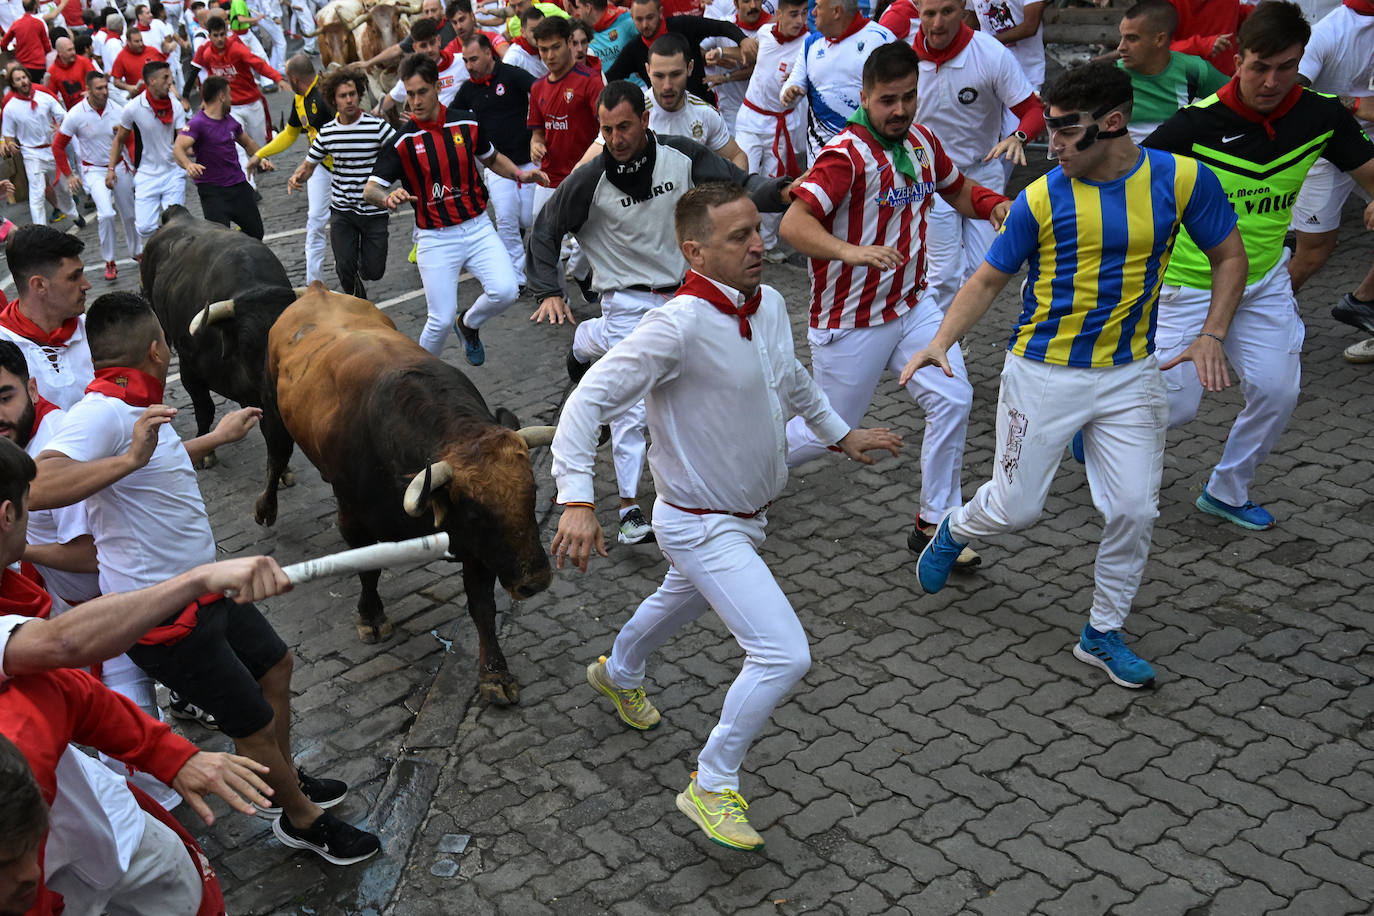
[[367, 360, 503, 471]]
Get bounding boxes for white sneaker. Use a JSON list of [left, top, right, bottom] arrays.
[[617, 507, 654, 544], [762, 247, 789, 264], [1343, 338, 1374, 363]]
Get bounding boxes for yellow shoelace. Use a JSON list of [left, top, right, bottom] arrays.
[[717, 790, 750, 822]]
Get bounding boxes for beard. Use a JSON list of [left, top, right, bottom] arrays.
[[0, 400, 37, 449]]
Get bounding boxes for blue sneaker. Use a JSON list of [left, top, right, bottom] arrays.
[[1070, 430, 1085, 464], [916, 516, 968, 593], [1195, 488, 1275, 530], [454, 313, 485, 367], [1072, 626, 1155, 688]]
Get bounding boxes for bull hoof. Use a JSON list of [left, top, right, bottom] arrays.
[[478, 676, 520, 706], [356, 620, 393, 644], [196, 452, 218, 470], [280, 467, 296, 488], [254, 500, 277, 527]]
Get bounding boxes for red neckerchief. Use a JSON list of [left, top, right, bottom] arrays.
[[438, 48, 455, 70], [737, 11, 771, 29], [829, 12, 867, 44], [137, 21, 152, 30], [85, 367, 165, 406], [0, 301, 78, 346], [1345, 0, 1374, 13], [0, 564, 52, 619], [1216, 78, 1303, 139], [30, 395, 59, 442], [771, 22, 803, 43], [410, 112, 448, 131], [11, 88, 37, 110], [594, 5, 627, 30], [469, 70, 493, 86], [147, 92, 174, 123], [640, 17, 669, 48], [913, 22, 974, 66], [677, 270, 762, 339], [514, 35, 536, 55]]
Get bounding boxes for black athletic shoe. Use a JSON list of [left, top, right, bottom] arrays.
[[168, 691, 218, 728], [254, 767, 348, 818], [73, 214, 86, 230], [567, 348, 591, 385], [1332, 292, 1374, 335], [273, 812, 380, 865]]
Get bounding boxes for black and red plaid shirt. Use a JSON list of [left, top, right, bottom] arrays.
[[370, 110, 494, 230]]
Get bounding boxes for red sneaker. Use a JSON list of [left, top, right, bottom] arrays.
[[104, 261, 117, 281]]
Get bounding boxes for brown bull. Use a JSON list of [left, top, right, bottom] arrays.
[[259, 285, 553, 704]]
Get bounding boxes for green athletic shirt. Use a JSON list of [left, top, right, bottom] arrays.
[[1144, 86, 1374, 289], [1118, 53, 1228, 128]]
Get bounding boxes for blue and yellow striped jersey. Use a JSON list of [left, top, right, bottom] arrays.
[[985, 148, 1236, 368]]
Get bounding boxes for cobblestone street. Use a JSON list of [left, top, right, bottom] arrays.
[[5, 90, 1373, 915]]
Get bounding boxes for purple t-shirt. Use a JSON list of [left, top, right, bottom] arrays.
[[179, 110, 246, 187]]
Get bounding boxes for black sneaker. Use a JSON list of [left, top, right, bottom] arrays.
[[575, 272, 600, 305], [168, 691, 218, 729], [272, 811, 380, 865], [73, 214, 87, 230], [567, 348, 591, 385], [1332, 292, 1374, 334], [254, 767, 348, 818]]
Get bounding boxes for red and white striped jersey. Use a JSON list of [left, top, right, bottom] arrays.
[[792, 121, 964, 329]]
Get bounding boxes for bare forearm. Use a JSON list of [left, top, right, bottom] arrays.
[[172, 138, 197, 171], [362, 179, 390, 208], [1200, 230, 1248, 337], [780, 202, 861, 261], [109, 128, 130, 169], [483, 151, 523, 181], [21, 537, 98, 574], [31, 453, 141, 511]]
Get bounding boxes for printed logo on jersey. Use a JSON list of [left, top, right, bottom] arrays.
[[619, 180, 676, 207], [691, 122, 704, 139], [874, 183, 936, 207], [545, 114, 570, 131], [958, 87, 978, 105], [496, 83, 506, 96], [609, 28, 618, 40], [451, 128, 465, 145], [565, 89, 574, 101]]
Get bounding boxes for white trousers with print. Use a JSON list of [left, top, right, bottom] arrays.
[[603, 501, 810, 793], [949, 353, 1167, 633]]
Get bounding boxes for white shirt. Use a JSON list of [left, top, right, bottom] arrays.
[[59, 97, 126, 168], [144, 17, 175, 54], [1, 91, 66, 149], [502, 41, 547, 79], [552, 276, 849, 513], [972, 0, 1044, 88], [43, 392, 218, 594], [0, 0, 21, 31], [120, 91, 188, 177], [190, 22, 209, 57], [700, 7, 770, 130], [0, 618, 146, 890], [913, 28, 1032, 171], [782, 18, 896, 158], [24, 408, 100, 606], [389, 53, 466, 108], [0, 320, 93, 409], [738, 25, 805, 139], [1301, 5, 1374, 98], [100, 32, 126, 71], [646, 89, 731, 151]]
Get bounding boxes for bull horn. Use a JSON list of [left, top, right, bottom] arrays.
[[517, 426, 556, 449], [189, 298, 235, 335], [403, 460, 453, 517]]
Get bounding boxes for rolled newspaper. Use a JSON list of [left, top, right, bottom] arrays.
[[281, 533, 453, 585]]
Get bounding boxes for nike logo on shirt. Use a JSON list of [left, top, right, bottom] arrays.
[[1222, 133, 1247, 143]]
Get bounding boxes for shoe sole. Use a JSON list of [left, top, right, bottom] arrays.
[[1344, 341, 1374, 363], [675, 792, 764, 851], [254, 789, 347, 820], [617, 529, 656, 545], [586, 663, 660, 730], [271, 816, 379, 865], [1072, 643, 1154, 689], [1195, 495, 1274, 531]]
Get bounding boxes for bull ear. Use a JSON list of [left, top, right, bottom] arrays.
[[493, 407, 520, 431]]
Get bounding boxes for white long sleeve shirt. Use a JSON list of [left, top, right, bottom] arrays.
[[552, 276, 850, 514]]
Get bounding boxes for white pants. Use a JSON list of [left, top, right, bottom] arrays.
[[254, 14, 287, 73], [738, 127, 788, 249], [22, 147, 76, 226], [83, 163, 140, 262], [924, 160, 1003, 313], [1292, 156, 1367, 234], [572, 288, 671, 501], [785, 299, 972, 521], [415, 216, 519, 354], [950, 353, 1167, 633], [290, 0, 317, 53], [134, 169, 187, 243], [47, 811, 202, 916], [231, 100, 268, 189], [304, 165, 330, 284], [603, 501, 810, 792], [486, 164, 534, 285], [1156, 255, 1304, 508]]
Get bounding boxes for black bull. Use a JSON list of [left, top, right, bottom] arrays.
[[139, 205, 298, 478]]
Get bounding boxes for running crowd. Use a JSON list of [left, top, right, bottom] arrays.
[[0, 0, 1371, 905]]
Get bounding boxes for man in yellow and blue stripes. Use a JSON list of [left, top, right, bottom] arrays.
[[899, 61, 1248, 689]]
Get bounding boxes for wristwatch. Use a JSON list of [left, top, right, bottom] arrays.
[[1012, 130, 1028, 143]]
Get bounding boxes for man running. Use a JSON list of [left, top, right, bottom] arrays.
[[1, 67, 82, 229], [903, 62, 1246, 689], [111, 61, 188, 247], [604, 0, 754, 105], [191, 13, 287, 188], [551, 182, 900, 851], [174, 75, 272, 237]]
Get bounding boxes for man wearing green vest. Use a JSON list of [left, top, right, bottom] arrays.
[[1115, 0, 1227, 142]]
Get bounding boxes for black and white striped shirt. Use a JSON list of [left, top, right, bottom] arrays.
[[307, 113, 398, 215]]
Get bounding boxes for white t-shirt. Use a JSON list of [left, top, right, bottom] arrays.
[[144, 17, 175, 55], [24, 408, 100, 606], [1, 91, 67, 150], [972, 0, 1044, 88], [782, 19, 897, 158], [0, 0, 22, 31], [43, 392, 217, 594], [739, 25, 805, 128], [913, 28, 1033, 171], [0, 321, 94, 410], [119, 91, 188, 177], [59, 98, 126, 169], [389, 53, 467, 108], [1300, 5, 1374, 98], [700, 6, 770, 132], [502, 41, 547, 79], [100, 33, 126, 72], [645, 89, 732, 152]]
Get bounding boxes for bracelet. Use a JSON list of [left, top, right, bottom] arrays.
[[562, 502, 594, 510], [1199, 332, 1225, 344]]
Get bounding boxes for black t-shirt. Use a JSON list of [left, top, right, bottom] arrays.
[[604, 15, 747, 106], [451, 60, 536, 163]]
